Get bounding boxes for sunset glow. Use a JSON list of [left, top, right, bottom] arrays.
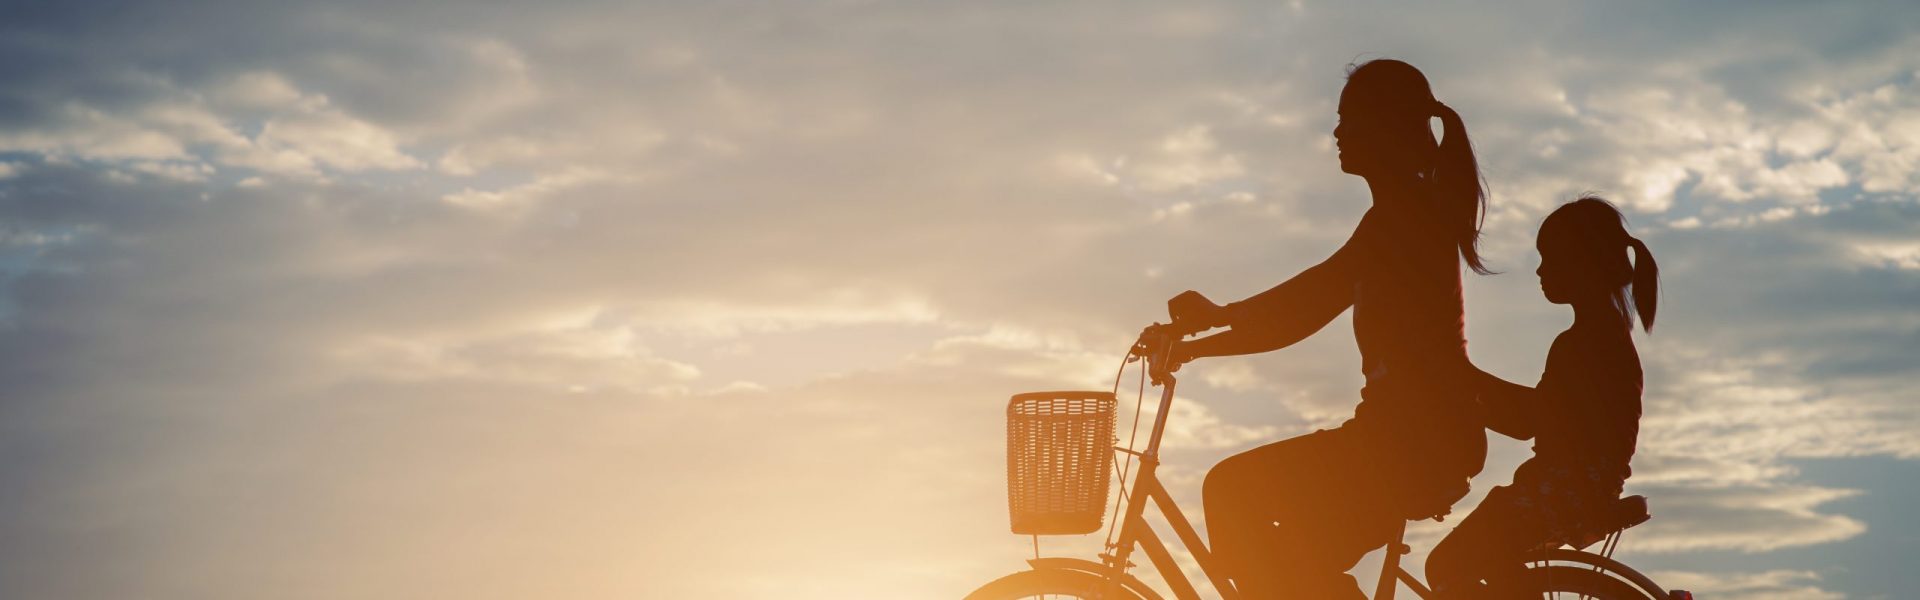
[[1, 1, 1917, 598]]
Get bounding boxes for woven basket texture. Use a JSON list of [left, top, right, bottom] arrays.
[[1007, 391, 1117, 535]]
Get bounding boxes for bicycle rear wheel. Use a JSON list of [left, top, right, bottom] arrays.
[[1506, 565, 1656, 599], [963, 568, 1152, 600]]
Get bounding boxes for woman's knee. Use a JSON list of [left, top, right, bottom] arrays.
[[1425, 535, 1472, 589], [1202, 461, 1244, 519], [1203, 450, 1267, 506], [1426, 515, 1513, 597]]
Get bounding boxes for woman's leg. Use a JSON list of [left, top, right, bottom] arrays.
[[1202, 428, 1400, 599]]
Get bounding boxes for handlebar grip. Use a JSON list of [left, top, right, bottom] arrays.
[[1129, 323, 1187, 386]]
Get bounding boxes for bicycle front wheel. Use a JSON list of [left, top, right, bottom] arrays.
[[1507, 565, 1657, 599], [963, 568, 1152, 600]]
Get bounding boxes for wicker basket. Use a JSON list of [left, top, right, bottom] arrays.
[[1006, 391, 1117, 535]]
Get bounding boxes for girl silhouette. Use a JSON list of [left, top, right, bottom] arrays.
[[1159, 59, 1490, 599], [1425, 197, 1657, 598]]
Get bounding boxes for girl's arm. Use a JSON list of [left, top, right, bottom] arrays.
[[1477, 368, 1539, 440]]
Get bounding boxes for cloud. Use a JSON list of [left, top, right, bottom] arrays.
[[1848, 240, 1920, 269], [440, 167, 626, 214], [1647, 569, 1843, 600], [1627, 482, 1865, 553], [332, 323, 705, 395], [0, 70, 421, 181]]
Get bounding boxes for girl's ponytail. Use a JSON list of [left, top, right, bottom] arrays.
[[1544, 196, 1662, 334], [1628, 237, 1660, 332], [1431, 101, 1490, 275]]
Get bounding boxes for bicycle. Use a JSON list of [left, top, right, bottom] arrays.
[[964, 322, 1693, 600]]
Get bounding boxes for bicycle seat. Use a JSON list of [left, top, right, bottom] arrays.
[[1552, 495, 1650, 551], [1598, 495, 1651, 533]]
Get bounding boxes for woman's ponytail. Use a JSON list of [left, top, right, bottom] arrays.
[[1628, 237, 1660, 332], [1344, 60, 1490, 274], [1431, 101, 1490, 275]]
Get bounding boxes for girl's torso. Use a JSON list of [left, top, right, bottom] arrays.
[[1528, 322, 1643, 483]]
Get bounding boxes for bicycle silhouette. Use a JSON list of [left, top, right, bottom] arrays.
[[966, 323, 1692, 600]]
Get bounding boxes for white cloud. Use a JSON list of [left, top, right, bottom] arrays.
[[1154, 395, 1280, 450], [440, 167, 618, 213], [0, 72, 421, 180], [249, 97, 422, 173], [1199, 359, 1267, 392], [1848, 240, 1920, 269], [1057, 124, 1256, 212], [124, 159, 214, 182], [1646, 569, 1842, 600], [0, 102, 194, 161], [331, 316, 702, 394], [211, 71, 305, 109], [1627, 483, 1865, 553]]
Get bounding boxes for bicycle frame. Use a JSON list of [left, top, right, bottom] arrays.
[[1097, 351, 1442, 600]]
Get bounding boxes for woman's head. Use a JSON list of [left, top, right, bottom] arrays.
[[1536, 196, 1660, 332], [1337, 59, 1490, 274]]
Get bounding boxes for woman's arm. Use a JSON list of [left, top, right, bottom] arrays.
[[1173, 218, 1368, 362], [1178, 257, 1356, 360], [1478, 368, 1539, 440]]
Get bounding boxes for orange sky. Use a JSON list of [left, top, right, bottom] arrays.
[[1, 1, 1918, 598]]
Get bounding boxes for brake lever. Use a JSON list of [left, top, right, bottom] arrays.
[[1136, 323, 1180, 386]]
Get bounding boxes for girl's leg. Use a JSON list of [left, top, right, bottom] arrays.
[[1426, 486, 1541, 599]]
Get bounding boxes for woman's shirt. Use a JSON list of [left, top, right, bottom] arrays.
[[1347, 205, 1471, 387], [1230, 200, 1473, 416], [1226, 197, 1481, 488], [1227, 198, 1484, 502]]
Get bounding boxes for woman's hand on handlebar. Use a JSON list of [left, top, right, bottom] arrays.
[[1164, 339, 1195, 373], [1167, 290, 1227, 335]]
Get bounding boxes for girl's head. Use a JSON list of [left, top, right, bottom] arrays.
[[1336, 59, 1490, 274], [1536, 197, 1660, 332]]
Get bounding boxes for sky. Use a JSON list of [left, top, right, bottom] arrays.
[[0, 0, 1917, 598]]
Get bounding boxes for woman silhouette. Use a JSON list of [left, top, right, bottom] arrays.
[[1159, 59, 1490, 599]]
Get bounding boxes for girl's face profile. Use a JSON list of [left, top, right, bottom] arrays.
[[1535, 226, 1607, 305], [1535, 237, 1577, 305]]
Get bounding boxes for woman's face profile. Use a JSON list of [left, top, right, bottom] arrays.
[[1334, 84, 1427, 179], [1333, 87, 1389, 177]]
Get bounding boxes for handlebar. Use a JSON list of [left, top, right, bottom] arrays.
[[1131, 321, 1202, 387], [1131, 294, 1223, 386], [1127, 319, 1214, 458]]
